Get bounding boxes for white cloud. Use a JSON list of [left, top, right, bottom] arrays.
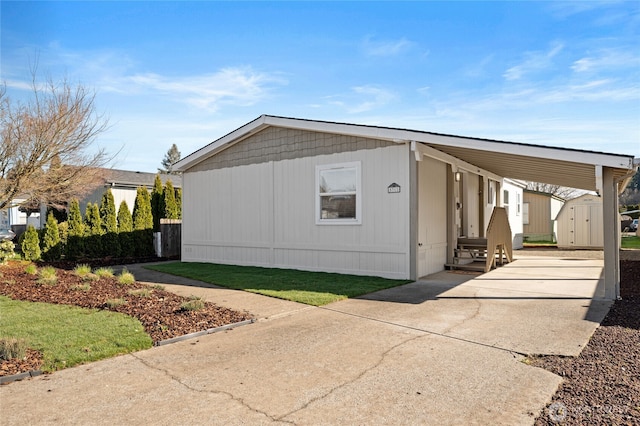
[[572, 48, 640, 73], [362, 36, 414, 57], [126, 67, 286, 112], [324, 85, 396, 113], [503, 41, 565, 81]]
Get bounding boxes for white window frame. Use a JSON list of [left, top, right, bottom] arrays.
[[516, 193, 521, 215], [316, 161, 362, 225]]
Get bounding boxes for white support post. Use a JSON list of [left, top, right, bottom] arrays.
[[601, 167, 619, 299]]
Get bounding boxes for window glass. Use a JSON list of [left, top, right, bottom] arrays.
[[316, 162, 361, 224]]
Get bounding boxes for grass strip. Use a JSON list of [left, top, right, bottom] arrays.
[[622, 236, 640, 249], [147, 262, 411, 306], [0, 296, 152, 372]]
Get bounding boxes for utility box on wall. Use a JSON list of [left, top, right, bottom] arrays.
[[556, 194, 604, 249]]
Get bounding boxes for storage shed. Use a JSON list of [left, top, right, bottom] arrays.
[[556, 194, 603, 249]]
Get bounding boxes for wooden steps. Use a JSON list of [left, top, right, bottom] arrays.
[[447, 208, 513, 273]]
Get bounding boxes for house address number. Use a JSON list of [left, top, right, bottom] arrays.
[[387, 183, 401, 193]]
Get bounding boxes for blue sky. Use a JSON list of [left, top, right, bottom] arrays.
[[2, 1, 639, 173]]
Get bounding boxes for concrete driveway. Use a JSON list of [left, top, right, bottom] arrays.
[[0, 255, 610, 425]]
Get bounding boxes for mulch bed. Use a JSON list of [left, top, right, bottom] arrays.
[[0, 261, 253, 377]]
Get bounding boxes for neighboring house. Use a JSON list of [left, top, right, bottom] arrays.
[[556, 194, 603, 249], [3, 169, 182, 231], [174, 115, 634, 299], [80, 169, 182, 216], [2, 198, 43, 230], [523, 190, 565, 242]]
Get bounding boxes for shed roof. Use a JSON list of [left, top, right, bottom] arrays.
[[175, 115, 635, 191]]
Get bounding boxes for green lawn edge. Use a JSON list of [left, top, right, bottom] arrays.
[[146, 262, 411, 306], [622, 236, 640, 249], [0, 296, 152, 372]]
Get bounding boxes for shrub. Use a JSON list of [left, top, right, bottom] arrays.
[[105, 298, 127, 308], [73, 264, 92, 277], [117, 201, 134, 258], [20, 225, 41, 261], [151, 174, 165, 232], [100, 189, 121, 258], [66, 199, 85, 260], [41, 212, 62, 261], [0, 240, 15, 264], [180, 296, 205, 312], [94, 267, 114, 278], [128, 288, 152, 298], [70, 283, 91, 291], [0, 337, 27, 361], [175, 187, 182, 219], [84, 202, 103, 259], [24, 263, 38, 275], [118, 269, 136, 285], [38, 266, 58, 285], [163, 180, 179, 220], [133, 187, 154, 256]]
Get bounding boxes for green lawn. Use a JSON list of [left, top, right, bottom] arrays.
[[146, 262, 411, 306], [0, 296, 152, 372], [622, 236, 640, 249]]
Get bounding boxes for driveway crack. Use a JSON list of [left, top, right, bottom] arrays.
[[277, 334, 425, 422], [129, 353, 294, 425]]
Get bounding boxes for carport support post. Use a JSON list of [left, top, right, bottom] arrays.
[[602, 166, 620, 299]]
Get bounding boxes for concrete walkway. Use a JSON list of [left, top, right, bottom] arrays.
[[0, 255, 611, 425]]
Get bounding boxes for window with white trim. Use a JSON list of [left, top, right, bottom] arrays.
[[516, 193, 521, 215], [503, 190, 510, 216], [316, 161, 361, 224]]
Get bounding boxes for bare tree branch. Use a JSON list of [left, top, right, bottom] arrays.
[[0, 72, 112, 210], [524, 181, 581, 200]]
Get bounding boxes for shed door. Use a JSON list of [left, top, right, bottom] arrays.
[[573, 205, 591, 246]]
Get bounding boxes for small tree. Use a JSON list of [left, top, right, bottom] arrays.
[[20, 225, 41, 261], [151, 174, 164, 232], [66, 199, 85, 260], [84, 202, 103, 258], [158, 144, 181, 175], [175, 187, 182, 219], [117, 200, 134, 258], [163, 180, 179, 220], [132, 187, 153, 256], [99, 189, 120, 257], [41, 212, 62, 261]]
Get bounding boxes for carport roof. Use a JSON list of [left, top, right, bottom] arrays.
[[175, 115, 636, 191]]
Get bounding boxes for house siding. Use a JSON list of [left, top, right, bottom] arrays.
[[417, 156, 448, 277], [182, 144, 411, 279], [189, 127, 397, 172], [523, 192, 554, 241]]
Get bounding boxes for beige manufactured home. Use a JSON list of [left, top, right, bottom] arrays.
[[175, 115, 635, 299], [523, 190, 565, 242]]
